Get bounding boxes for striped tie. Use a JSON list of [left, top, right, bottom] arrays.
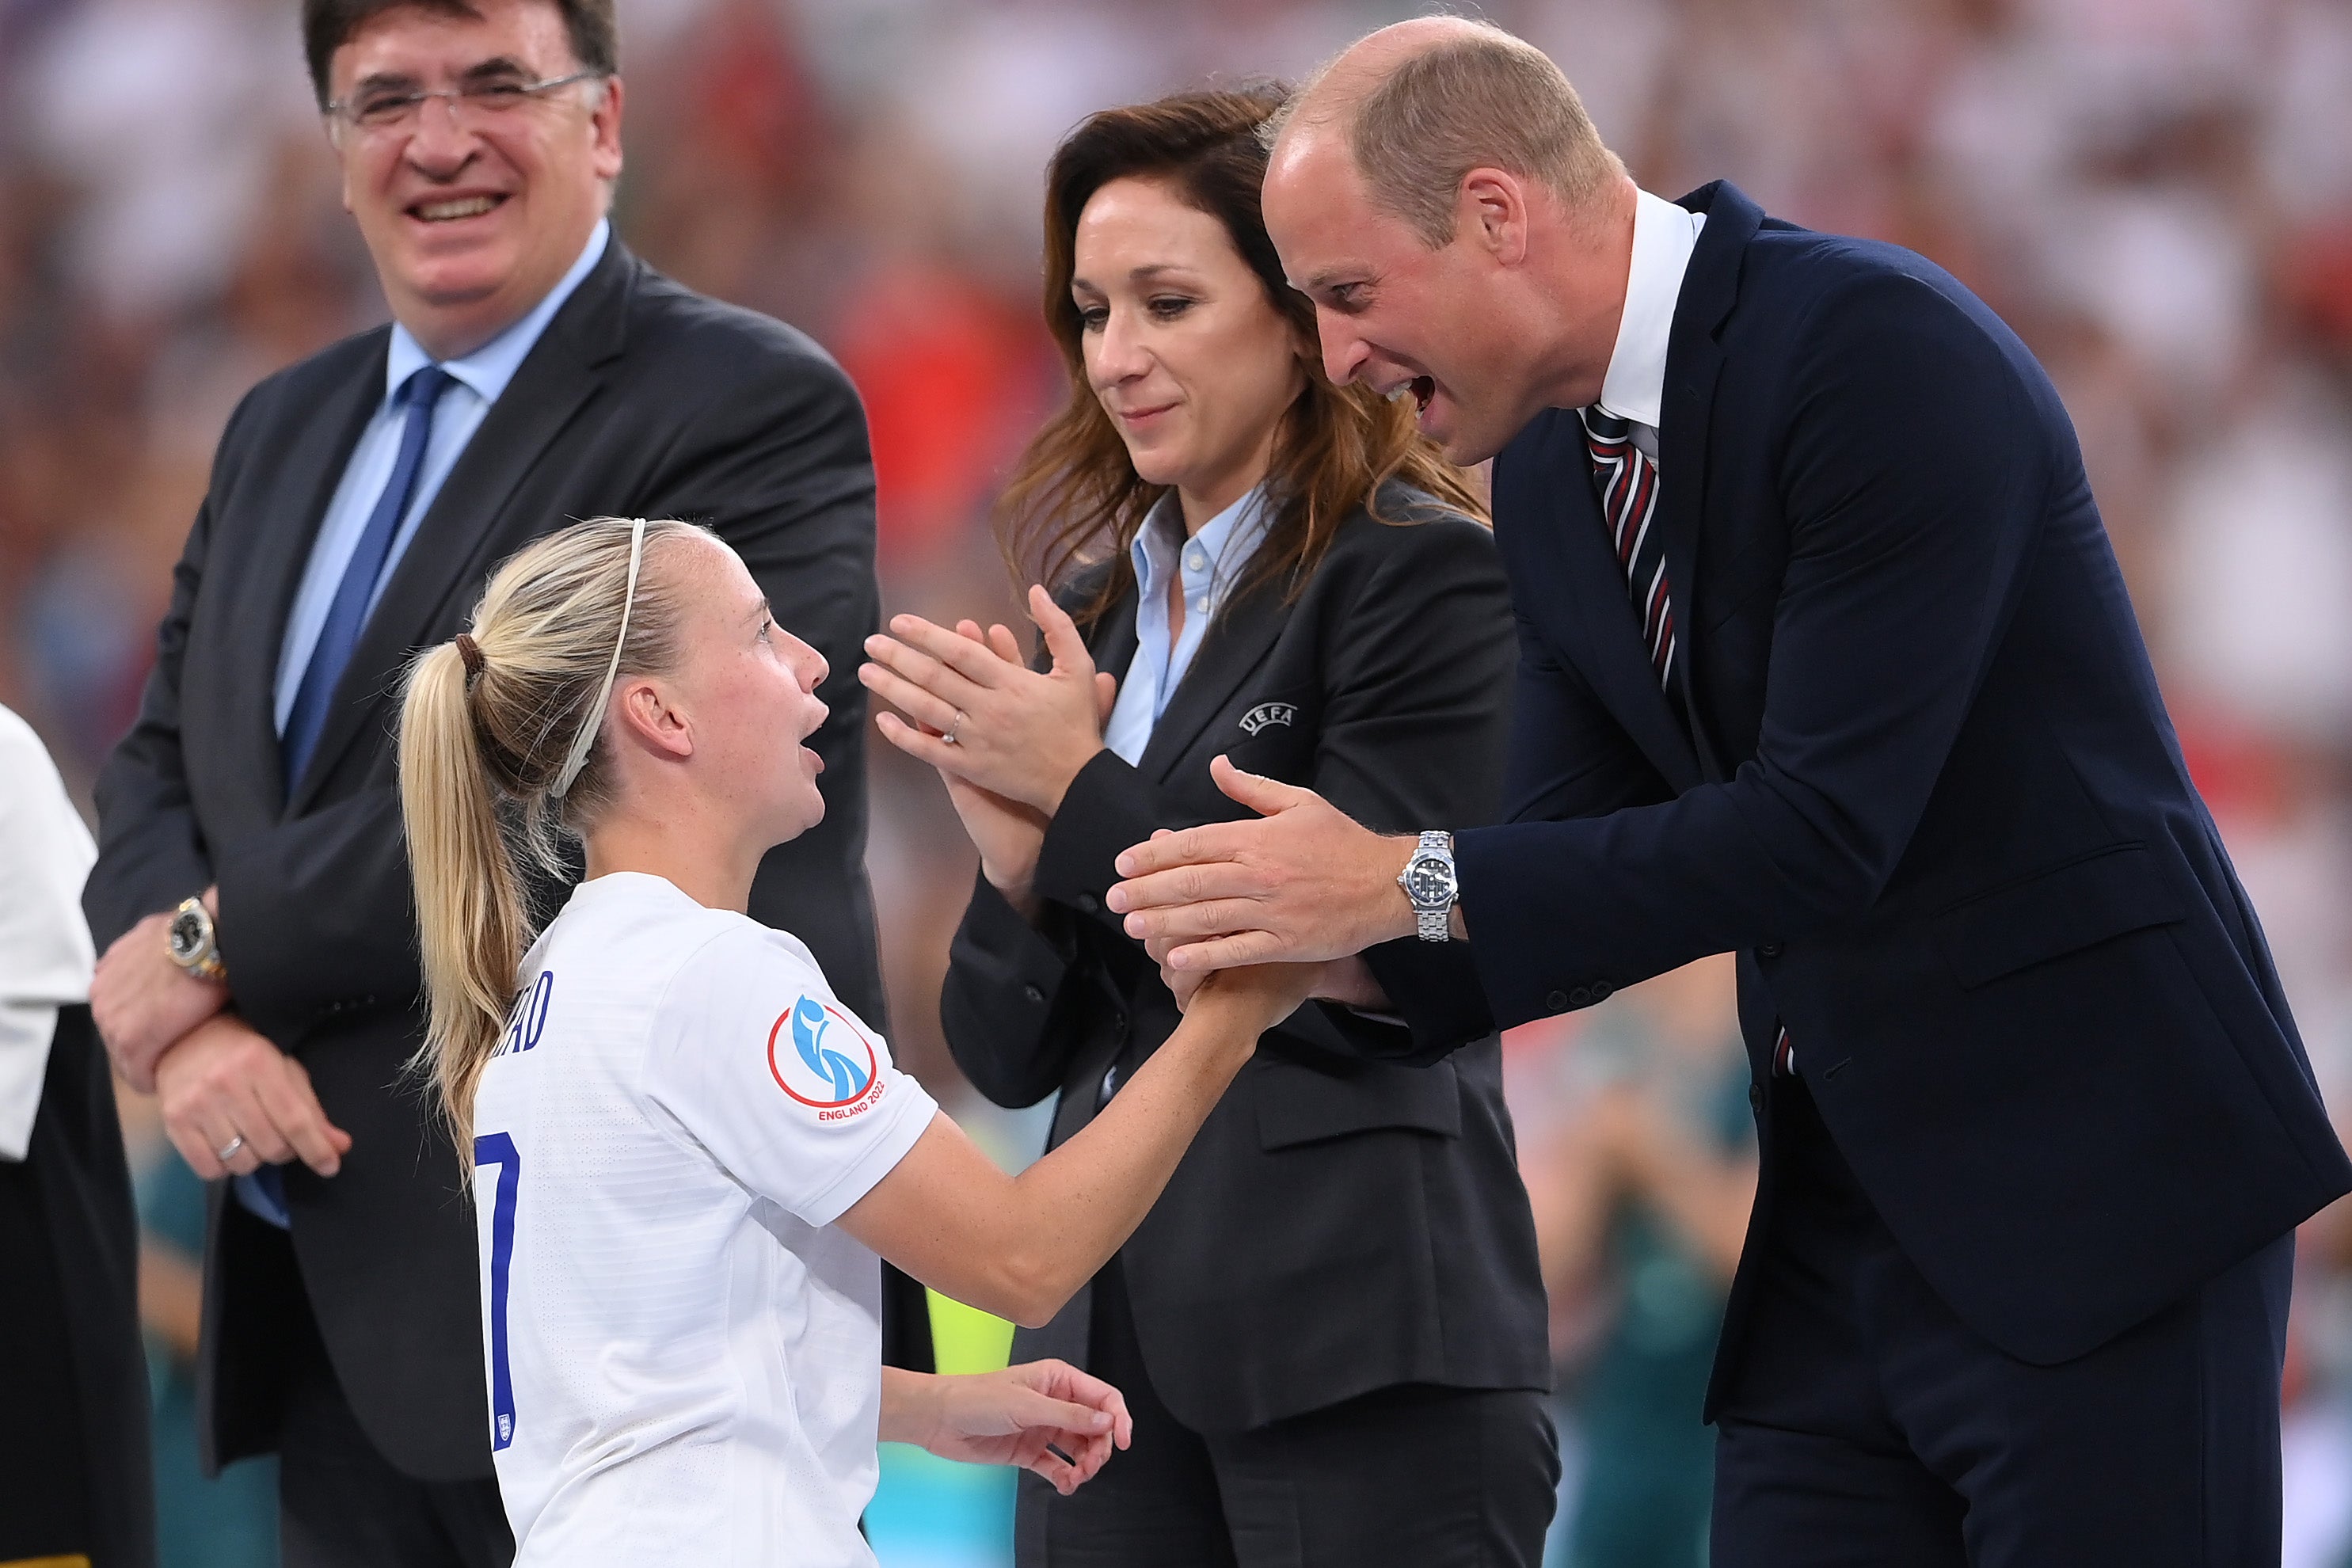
[[1581, 409, 1798, 1075], [1579, 406, 1677, 695]]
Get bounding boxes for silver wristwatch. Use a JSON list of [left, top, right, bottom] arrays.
[[1398, 831, 1458, 942]]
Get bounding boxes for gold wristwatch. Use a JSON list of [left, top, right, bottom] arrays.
[[166, 896, 227, 984]]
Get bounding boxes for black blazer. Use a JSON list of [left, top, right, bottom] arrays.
[[942, 494, 1551, 1435], [1351, 184, 2352, 1410], [81, 240, 887, 1480]]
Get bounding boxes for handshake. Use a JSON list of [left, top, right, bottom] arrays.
[[1105, 754, 1438, 1015]]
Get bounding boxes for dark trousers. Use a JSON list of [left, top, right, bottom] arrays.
[[0, 1007, 152, 1568], [1713, 1074, 2294, 1567], [0, 1125, 94, 1563], [272, 1249, 511, 1568], [1015, 1261, 1557, 1568]]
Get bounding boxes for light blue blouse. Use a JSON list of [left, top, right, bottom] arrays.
[[1101, 486, 1273, 765]]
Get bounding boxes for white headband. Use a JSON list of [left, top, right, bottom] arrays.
[[550, 516, 647, 799]]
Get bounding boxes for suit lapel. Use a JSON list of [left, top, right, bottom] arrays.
[[229, 337, 387, 816], [1657, 181, 1763, 762], [1085, 588, 1140, 687], [1135, 573, 1289, 783], [290, 245, 638, 813], [1515, 413, 1701, 790]]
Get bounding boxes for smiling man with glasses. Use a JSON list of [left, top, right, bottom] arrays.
[[79, 0, 891, 1562]]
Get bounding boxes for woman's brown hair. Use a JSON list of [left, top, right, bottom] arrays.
[[995, 86, 1487, 624]]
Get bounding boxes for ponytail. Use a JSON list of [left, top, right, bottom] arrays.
[[398, 639, 532, 1155], [396, 516, 705, 1159]]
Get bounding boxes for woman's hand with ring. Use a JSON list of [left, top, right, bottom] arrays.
[[859, 585, 1115, 817]]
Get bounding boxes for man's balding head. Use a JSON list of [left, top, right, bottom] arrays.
[[1273, 16, 1621, 247], [1260, 19, 1638, 465]]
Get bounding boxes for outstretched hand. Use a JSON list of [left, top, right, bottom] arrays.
[[902, 1361, 1132, 1495], [1109, 755, 1421, 975]]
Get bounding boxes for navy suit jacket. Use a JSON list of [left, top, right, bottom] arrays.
[[1352, 182, 2352, 1404]]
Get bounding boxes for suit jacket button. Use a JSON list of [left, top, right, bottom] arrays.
[[1749, 1083, 1765, 1113], [1022, 984, 1045, 1005], [1758, 942, 1784, 960], [1547, 989, 1570, 1011], [1589, 980, 1613, 1000], [1568, 986, 1593, 1007], [1077, 892, 1099, 914]]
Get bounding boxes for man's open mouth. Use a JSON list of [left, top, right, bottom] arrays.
[[1388, 375, 1436, 413], [410, 194, 507, 223]]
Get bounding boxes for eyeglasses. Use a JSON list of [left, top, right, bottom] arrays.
[[325, 70, 605, 135]]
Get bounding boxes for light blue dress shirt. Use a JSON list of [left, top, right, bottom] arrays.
[[1102, 485, 1273, 766], [270, 219, 611, 735], [242, 221, 608, 1227]]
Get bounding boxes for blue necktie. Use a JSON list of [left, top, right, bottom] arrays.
[[281, 366, 456, 793]]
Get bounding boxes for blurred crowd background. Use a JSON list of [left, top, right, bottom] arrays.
[[2, 0, 2350, 1563]]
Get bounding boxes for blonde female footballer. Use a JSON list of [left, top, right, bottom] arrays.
[[396, 517, 1312, 1566]]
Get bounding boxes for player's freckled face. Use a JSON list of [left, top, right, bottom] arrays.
[[664, 539, 830, 847]]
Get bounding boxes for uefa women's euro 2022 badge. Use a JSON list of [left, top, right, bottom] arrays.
[[767, 996, 885, 1122]]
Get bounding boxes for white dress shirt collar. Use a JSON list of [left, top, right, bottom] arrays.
[[1595, 190, 1707, 432]]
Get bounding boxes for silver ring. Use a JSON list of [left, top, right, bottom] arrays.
[[215, 1134, 245, 1163], [942, 710, 966, 745]]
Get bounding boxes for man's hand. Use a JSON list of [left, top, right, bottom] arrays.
[[154, 1014, 352, 1182], [1108, 756, 1418, 974], [92, 896, 228, 1093], [885, 1361, 1131, 1495]]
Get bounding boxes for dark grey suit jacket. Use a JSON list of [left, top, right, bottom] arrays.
[[82, 239, 885, 1480], [942, 494, 1551, 1434]]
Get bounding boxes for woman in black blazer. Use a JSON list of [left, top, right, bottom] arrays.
[[858, 89, 1554, 1567]]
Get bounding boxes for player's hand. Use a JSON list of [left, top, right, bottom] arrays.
[[92, 900, 228, 1094], [862, 586, 1116, 816], [910, 1361, 1132, 1494], [1109, 756, 1418, 973], [154, 1014, 352, 1182]]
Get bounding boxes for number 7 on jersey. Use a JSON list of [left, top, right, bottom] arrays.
[[474, 1132, 522, 1451]]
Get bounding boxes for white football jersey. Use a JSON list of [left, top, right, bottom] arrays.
[[470, 872, 938, 1566]]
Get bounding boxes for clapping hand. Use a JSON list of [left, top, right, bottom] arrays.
[[861, 587, 1116, 905]]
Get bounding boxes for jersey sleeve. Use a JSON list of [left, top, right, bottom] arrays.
[[641, 922, 938, 1227]]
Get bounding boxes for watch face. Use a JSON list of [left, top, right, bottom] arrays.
[[1405, 858, 1456, 907], [168, 908, 205, 963]]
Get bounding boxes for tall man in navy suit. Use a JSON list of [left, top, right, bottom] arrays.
[[1108, 17, 2352, 1565]]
